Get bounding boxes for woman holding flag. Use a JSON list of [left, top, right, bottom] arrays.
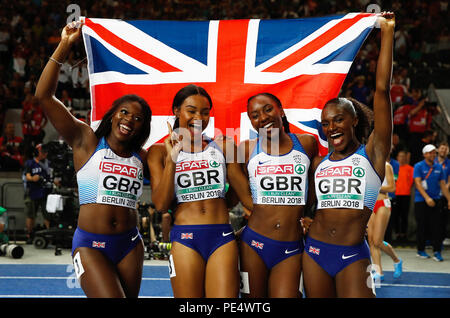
[[302, 12, 395, 297], [147, 84, 253, 297], [35, 21, 152, 297], [238, 92, 318, 297]]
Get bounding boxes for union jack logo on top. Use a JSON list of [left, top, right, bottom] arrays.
[[181, 233, 193, 240], [309, 246, 320, 255], [81, 14, 378, 155], [92, 241, 106, 248], [251, 240, 264, 250]]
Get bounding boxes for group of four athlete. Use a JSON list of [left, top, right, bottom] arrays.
[[34, 12, 396, 298]]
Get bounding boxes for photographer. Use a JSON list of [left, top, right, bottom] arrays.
[[23, 143, 52, 244]]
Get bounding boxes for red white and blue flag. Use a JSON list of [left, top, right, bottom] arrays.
[[81, 14, 378, 155]]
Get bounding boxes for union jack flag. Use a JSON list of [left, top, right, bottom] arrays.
[[309, 246, 320, 255], [92, 241, 106, 248], [181, 233, 193, 239], [251, 240, 264, 250], [81, 13, 378, 155]]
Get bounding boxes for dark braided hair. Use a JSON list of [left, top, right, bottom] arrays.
[[94, 94, 152, 153], [247, 93, 290, 133], [323, 97, 374, 144]]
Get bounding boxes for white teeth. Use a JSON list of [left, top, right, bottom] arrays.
[[331, 133, 343, 138], [264, 122, 274, 128], [120, 124, 131, 131]]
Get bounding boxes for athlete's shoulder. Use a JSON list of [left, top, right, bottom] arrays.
[[312, 155, 326, 171], [147, 143, 167, 161], [295, 133, 318, 158]]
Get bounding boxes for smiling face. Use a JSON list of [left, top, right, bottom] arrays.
[[110, 100, 145, 143], [174, 94, 211, 138], [247, 94, 284, 139], [321, 102, 359, 153], [423, 149, 437, 164]]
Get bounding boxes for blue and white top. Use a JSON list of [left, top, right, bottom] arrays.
[[247, 133, 310, 206], [314, 144, 382, 211], [174, 137, 227, 203], [77, 137, 144, 209]]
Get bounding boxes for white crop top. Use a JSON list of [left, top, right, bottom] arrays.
[[174, 137, 227, 203], [314, 144, 382, 211], [77, 137, 144, 209], [247, 133, 310, 206]]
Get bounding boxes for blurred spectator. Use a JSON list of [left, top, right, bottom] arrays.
[[393, 149, 414, 243], [390, 70, 409, 106], [56, 52, 74, 98], [435, 141, 450, 246], [413, 144, 450, 262], [347, 75, 372, 105], [410, 129, 436, 166], [21, 90, 47, 159], [0, 206, 7, 244], [0, 23, 11, 65], [60, 89, 73, 108], [23, 143, 52, 244], [71, 58, 89, 109], [0, 122, 24, 171]]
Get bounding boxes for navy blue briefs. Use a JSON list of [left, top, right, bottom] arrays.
[[170, 224, 235, 261], [72, 227, 142, 265], [304, 236, 371, 277], [240, 226, 304, 269]]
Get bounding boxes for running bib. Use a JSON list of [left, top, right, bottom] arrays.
[[247, 133, 310, 206], [97, 159, 143, 208], [315, 165, 366, 209], [251, 162, 307, 205], [314, 145, 381, 211], [77, 137, 144, 209], [174, 140, 226, 203]]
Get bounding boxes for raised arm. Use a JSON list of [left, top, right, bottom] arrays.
[[35, 22, 94, 151], [366, 12, 395, 175]]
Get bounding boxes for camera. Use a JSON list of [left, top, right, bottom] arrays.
[[45, 140, 76, 189]]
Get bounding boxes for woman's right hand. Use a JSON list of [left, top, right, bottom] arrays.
[[61, 21, 83, 46], [164, 122, 182, 163]]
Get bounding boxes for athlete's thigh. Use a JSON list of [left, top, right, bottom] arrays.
[[117, 239, 145, 298], [73, 247, 125, 298], [268, 253, 302, 298], [169, 241, 206, 298], [238, 240, 268, 298], [302, 252, 336, 298], [205, 240, 239, 298], [335, 258, 374, 298]]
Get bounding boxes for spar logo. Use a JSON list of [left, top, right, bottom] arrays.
[[295, 164, 306, 174], [176, 160, 209, 172], [316, 166, 352, 178], [353, 167, 365, 177], [209, 160, 220, 168], [100, 162, 139, 178], [257, 164, 294, 175]]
